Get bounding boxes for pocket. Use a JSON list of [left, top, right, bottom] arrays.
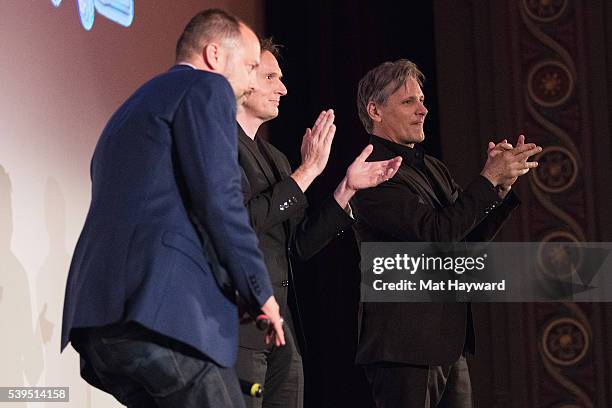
[[161, 231, 208, 273], [96, 326, 207, 397], [130, 337, 211, 398]]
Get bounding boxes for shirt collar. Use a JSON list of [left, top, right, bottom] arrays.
[[368, 134, 425, 167], [237, 123, 258, 145], [175, 62, 198, 70]]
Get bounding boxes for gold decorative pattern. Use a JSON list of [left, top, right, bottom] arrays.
[[523, 0, 568, 22], [537, 231, 582, 281], [521, 2, 594, 403], [532, 146, 578, 193], [542, 317, 589, 366], [528, 61, 574, 107]]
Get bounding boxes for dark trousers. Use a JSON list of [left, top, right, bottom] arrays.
[[236, 326, 303, 408], [73, 322, 245, 408], [363, 355, 473, 408]]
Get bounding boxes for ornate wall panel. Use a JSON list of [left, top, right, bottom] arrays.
[[435, 0, 612, 406], [519, 2, 596, 406]]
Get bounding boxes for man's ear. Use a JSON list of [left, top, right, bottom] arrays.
[[202, 42, 222, 71], [367, 101, 382, 123]]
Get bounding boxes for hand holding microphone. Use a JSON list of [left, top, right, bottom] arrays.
[[260, 296, 285, 346], [255, 314, 271, 331]]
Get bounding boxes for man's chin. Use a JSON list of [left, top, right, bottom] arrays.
[[413, 132, 425, 143], [404, 134, 425, 145], [260, 108, 279, 122]]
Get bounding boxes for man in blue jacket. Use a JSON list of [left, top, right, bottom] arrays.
[[61, 9, 283, 408]]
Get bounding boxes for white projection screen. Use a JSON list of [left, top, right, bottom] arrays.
[[0, 2, 263, 406]]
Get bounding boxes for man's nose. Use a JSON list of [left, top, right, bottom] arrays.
[[247, 70, 257, 91], [278, 81, 288, 96], [417, 101, 427, 115]]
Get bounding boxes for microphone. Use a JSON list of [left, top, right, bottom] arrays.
[[255, 314, 270, 331], [239, 379, 263, 398]]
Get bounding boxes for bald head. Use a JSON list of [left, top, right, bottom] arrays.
[[175, 9, 241, 62], [175, 9, 261, 100]]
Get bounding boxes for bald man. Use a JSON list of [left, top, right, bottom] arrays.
[[62, 10, 283, 408]]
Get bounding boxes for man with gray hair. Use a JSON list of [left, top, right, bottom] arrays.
[[351, 59, 541, 407], [62, 9, 283, 408]]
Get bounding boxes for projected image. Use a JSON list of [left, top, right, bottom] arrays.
[[77, 0, 95, 30], [95, 0, 134, 27], [51, 0, 134, 30]]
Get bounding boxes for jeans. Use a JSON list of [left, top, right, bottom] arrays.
[[73, 322, 245, 408]]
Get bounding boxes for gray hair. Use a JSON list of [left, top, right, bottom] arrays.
[[357, 59, 425, 133]]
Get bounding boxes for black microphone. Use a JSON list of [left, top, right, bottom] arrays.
[[239, 379, 263, 398], [255, 314, 270, 331]]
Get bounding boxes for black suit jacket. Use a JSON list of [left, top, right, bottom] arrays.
[[237, 126, 354, 350], [351, 135, 519, 366]]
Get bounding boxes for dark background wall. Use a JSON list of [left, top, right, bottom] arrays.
[[264, 1, 612, 407]]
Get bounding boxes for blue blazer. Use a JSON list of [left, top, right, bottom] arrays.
[[61, 65, 273, 367]]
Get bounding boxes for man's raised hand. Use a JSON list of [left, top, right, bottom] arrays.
[[345, 144, 402, 191], [481, 135, 541, 189], [291, 110, 336, 192], [333, 144, 402, 209]]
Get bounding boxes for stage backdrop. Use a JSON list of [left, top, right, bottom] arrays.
[[0, 2, 263, 407]]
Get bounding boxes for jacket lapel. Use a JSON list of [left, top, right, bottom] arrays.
[[370, 139, 444, 208], [256, 137, 289, 182], [237, 126, 277, 185]]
